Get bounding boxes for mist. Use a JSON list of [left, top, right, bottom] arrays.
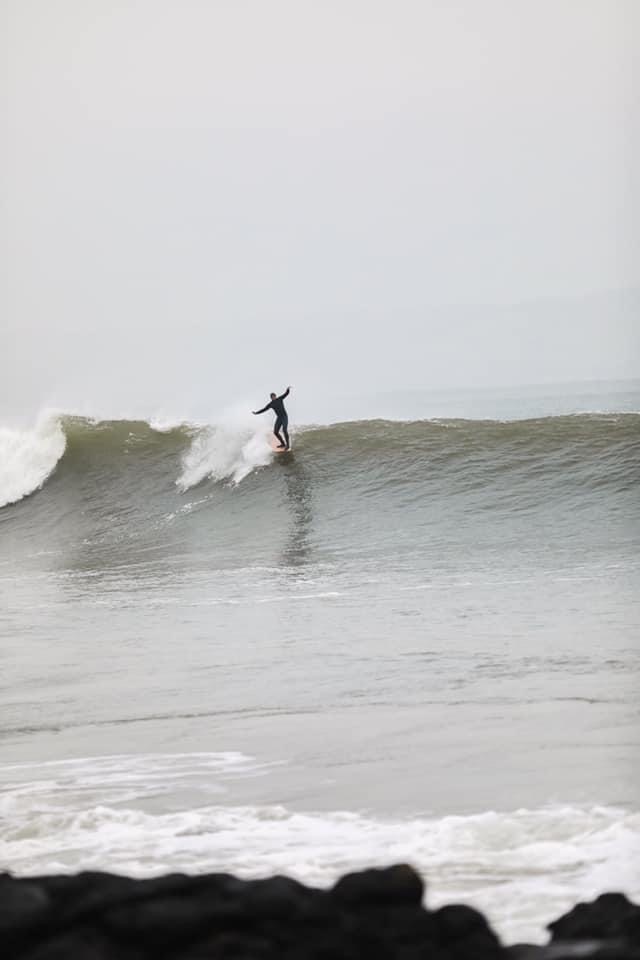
[[3, 0, 638, 422]]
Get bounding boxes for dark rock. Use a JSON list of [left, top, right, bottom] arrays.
[[21, 927, 141, 960], [174, 931, 277, 959], [548, 893, 640, 944], [331, 864, 424, 906], [103, 892, 236, 946], [434, 903, 498, 940], [433, 903, 503, 958], [240, 875, 315, 919], [38, 871, 143, 916], [1, 867, 638, 960], [0, 874, 51, 933], [508, 944, 640, 959], [506, 946, 546, 959]]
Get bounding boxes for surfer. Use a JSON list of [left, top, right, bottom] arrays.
[[253, 387, 291, 449]]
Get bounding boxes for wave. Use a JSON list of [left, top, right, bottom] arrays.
[[177, 420, 274, 489], [2, 753, 639, 945], [1, 410, 638, 512], [0, 415, 67, 508]]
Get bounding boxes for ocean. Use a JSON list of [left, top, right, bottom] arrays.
[[1, 380, 639, 945]]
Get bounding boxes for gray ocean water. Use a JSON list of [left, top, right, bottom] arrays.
[[1, 380, 639, 944]]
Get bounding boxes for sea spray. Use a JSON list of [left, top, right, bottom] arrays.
[[0, 413, 67, 508], [177, 407, 275, 488]]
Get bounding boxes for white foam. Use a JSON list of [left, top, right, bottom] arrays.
[[0, 754, 638, 945], [0, 413, 67, 508], [148, 414, 194, 433], [177, 407, 275, 488]]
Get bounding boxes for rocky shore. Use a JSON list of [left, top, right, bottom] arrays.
[[2, 865, 638, 959]]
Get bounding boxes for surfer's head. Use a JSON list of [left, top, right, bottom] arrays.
[[270, 392, 276, 400]]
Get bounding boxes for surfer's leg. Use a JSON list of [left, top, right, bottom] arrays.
[[282, 416, 290, 449], [274, 417, 286, 448]]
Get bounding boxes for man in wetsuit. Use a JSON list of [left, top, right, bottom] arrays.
[[253, 386, 291, 449]]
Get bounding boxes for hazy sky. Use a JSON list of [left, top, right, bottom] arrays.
[[3, 0, 639, 419]]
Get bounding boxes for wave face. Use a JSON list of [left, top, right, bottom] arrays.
[[2, 411, 638, 513], [1, 411, 638, 574]]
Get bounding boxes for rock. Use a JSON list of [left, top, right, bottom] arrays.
[[548, 893, 640, 944], [433, 903, 496, 939], [240, 875, 315, 919], [1, 868, 638, 959], [18, 927, 141, 960], [429, 903, 503, 959], [331, 864, 424, 906], [508, 942, 640, 959], [0, 874, 51, 934]]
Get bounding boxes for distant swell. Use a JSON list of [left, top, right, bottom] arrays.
[[1, 411, 638, 514]]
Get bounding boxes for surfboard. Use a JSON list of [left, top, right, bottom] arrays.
[[269, 436, 291, 454]]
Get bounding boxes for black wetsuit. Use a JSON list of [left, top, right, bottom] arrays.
[[254, 388, 290, 447]]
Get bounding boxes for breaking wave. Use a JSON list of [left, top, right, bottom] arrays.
[[0, 415, 67, 508], [1, 410, 638, 513], [2, 753, 639, 945]]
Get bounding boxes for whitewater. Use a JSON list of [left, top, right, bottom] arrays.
[[0, 409, 273, 509], [1, 381, 639, 945]]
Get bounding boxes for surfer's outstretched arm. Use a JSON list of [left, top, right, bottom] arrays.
[[253, 403, 271, 415], [278, 387, 291, 400]]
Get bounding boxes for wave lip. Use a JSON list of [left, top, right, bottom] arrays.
[[0, 414, 67, 508]]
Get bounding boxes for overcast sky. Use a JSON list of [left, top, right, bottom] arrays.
[[3, 0, 639, 420]]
